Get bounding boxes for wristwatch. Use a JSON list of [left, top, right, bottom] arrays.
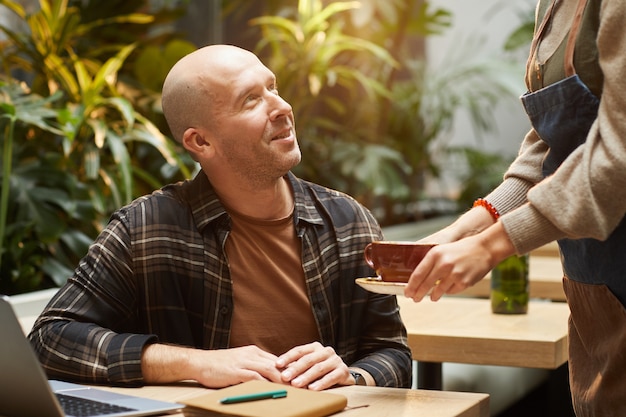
[[349, 370, 366, 386]]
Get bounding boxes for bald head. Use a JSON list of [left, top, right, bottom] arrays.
[[161, 45, 264, 142]]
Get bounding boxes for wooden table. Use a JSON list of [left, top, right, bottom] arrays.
[[398, 297, 570, 389], [99, 383, 489, 417], [459, 255, 565, 301]]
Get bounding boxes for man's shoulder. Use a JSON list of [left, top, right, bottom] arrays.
[[291, 174, 360, 205], [125, 180, 188, 207], [290, 174, 379, 228], [115, 179, 196, 224]]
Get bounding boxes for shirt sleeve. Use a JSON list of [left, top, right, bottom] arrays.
[[350, 293, 413, 388], [343, 201, 412, 387], [28, 213, 157, 386]]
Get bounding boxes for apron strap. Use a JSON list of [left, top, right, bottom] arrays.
[[564, 0, 589, 77], [525, 0, 589, 85], [525, 0, 558, 86]]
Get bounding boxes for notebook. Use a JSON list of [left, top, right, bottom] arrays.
[[181, 380, 348, 417], [0, 296, 183, 417]]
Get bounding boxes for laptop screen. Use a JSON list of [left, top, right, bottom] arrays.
[[0, 296, 183, 417]]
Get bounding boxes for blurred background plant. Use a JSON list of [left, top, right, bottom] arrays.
[[0, 0, 196, 294]]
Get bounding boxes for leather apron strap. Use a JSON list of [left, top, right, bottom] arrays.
[[564, 0, 590, 76], [525, 0, 558, 86], [525, 0, 589, 85]]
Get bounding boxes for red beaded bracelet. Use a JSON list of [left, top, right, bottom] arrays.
[[473, 198, 500, 221]]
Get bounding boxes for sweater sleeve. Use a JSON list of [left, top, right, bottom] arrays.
[[487, 0, 626, 255]]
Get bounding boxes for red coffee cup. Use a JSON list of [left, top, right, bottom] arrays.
[[364, 241, 436, 283]]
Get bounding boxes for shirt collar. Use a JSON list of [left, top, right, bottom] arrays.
[[287, 172, 325, 227], [181, 171, 325, 232]]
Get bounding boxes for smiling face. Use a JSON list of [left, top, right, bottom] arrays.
[[162, 45, 301, 189], [207, 47, 301, 187]]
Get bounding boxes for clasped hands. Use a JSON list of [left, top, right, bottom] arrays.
[[143, 341, 358, 391], [192, 342, 356, 391]]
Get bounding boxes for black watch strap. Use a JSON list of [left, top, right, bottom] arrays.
[[349, 370, 366, 386]]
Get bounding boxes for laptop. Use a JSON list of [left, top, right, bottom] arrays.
[[0, 296, 184, 417]]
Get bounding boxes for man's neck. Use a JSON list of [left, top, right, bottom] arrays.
[[210, 174, 294, 220]]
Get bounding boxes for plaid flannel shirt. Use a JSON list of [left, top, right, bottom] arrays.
[[29, 172, 412, 387]]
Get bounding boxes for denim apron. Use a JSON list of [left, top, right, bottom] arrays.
[[521, 0, 626, 415]]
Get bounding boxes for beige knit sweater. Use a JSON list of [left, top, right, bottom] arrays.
[[486, 0, 626, 254]]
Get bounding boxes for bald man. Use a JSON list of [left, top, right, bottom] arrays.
[[28, 45, 412, 391]]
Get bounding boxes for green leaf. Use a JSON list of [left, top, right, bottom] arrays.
[[504, 22, 534, 51], [90, 43, 136, 96], [0, 81, 63, 133], [106, 130, 133, 203], [0, 0, 26, 19], [77, 13, 154, 36], [303, 1, 360, 33], [106, 97, 135, 128], [44, 53, 80, 99], [132, 113, 188, 173], [251, 16, 303, 43], [11, 167, 74, 241], [41, 256, 73, 287]]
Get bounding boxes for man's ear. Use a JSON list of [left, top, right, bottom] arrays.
[[182, 128, 213, 158]]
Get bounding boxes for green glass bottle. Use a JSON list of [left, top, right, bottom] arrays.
[[490, 254, 529, 314]]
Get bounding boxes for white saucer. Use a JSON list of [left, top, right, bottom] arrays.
[[355, 277, 407, 295]]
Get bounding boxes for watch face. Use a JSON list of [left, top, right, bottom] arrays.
[[350, 371, 366, 386]]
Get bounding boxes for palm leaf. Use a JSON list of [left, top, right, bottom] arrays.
[[302, 1, 360, 34]]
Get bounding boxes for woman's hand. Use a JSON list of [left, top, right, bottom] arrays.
[[405, 222, 516, 301]]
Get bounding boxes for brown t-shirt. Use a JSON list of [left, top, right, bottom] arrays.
[[225, 207, 319, 356]]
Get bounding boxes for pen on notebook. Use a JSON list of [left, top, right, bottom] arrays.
[[220, 389, 288, 404]]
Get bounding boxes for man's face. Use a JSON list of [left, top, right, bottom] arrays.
[[206, 53, 301, 188]]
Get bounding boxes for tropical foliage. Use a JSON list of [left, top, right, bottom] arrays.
[[0, 0, 196, 294]]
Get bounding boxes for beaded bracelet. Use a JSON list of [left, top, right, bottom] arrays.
[[473, 198, 500, 221]]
